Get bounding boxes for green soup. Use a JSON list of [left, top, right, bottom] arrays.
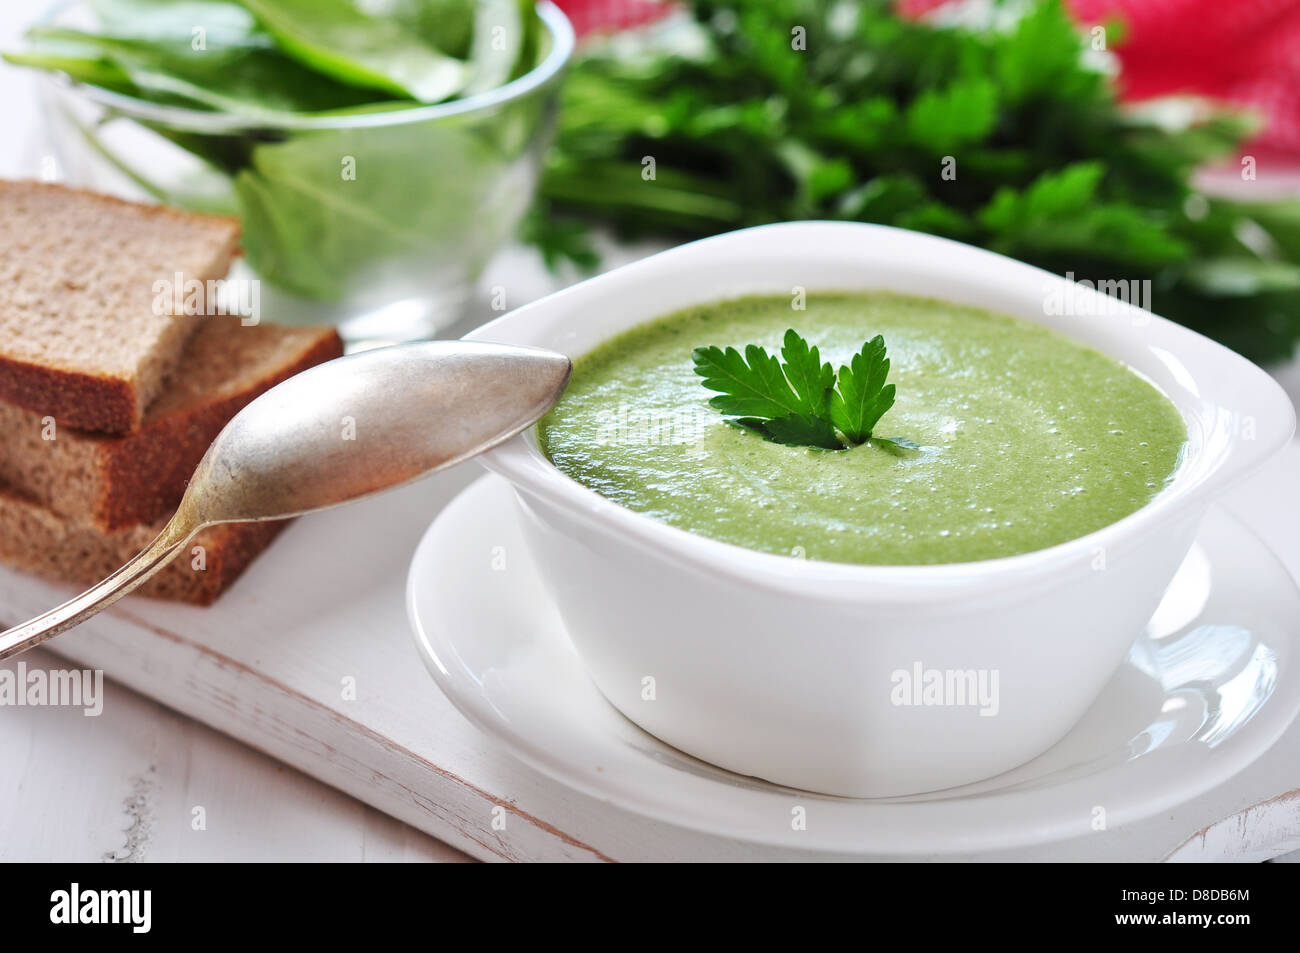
[[538, 292, 1186, 565]]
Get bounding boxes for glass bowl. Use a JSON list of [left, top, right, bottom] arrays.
[[36, 1, 575, 342]]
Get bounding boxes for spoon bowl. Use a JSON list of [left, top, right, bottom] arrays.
[[185, 341, 572, 525]]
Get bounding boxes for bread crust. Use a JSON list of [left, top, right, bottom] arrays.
[[0, 355, 137, 436]]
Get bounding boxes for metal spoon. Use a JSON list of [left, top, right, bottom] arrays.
[[0, 340, 570, 660]]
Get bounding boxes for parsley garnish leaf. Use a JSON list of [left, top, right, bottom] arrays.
[[828, 335, 896, 443], [691, 343, 804, 419], [778, 328, 836, 418], [870, 436, 921, 455], [761, 412, 843, 451], [693, 329, 909, 451]]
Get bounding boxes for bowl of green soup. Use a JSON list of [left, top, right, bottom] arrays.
[[464, 222, 1294, 797]]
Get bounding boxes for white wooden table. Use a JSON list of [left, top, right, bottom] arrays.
[[0, 648, 471, 862], [3, 7, 1300, 862]]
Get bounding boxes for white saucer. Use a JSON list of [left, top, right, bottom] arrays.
[[407, 474, 1300, 854]]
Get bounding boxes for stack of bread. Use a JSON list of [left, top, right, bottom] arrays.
[[0, 181, 343, 604]]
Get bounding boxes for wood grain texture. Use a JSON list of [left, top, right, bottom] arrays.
[[0, 648, 470, 862], [1165, 789, 1300, 862]]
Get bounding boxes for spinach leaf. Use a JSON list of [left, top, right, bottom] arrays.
[[382, 0, 477, 59], [232, 118, 507, 299], [234, 0, 470, 102], [462, 0, 539, 94], [3, 41, 138, 96], [88, 0, 264, 48], [462, 0, 521, 94], [27, 25, 384, 117]]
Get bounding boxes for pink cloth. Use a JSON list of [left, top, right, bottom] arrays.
[[551, 0, 668, 37]]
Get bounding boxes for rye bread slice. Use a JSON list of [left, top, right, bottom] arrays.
[[0, 320, 343, 531], [0, 180, 242, 434], [0, 486, 287, 605]]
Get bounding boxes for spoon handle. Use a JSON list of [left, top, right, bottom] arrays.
[[0, 513, 201, 660]]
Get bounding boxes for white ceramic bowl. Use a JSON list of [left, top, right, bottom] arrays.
[[466, 222, 1295, 797]]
